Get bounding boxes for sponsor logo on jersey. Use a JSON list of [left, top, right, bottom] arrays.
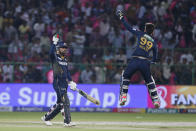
[[144, 34, 154, 42]]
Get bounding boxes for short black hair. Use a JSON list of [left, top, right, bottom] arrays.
[[145, 23, 155, 35]]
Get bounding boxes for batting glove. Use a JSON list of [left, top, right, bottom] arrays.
[[68, 81, 77, 91], [116, 10, 124, 20], [52, 33, 60, 45]]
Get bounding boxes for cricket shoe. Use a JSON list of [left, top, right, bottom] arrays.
[[64, 122, 76, 127], [41, 116, 53, 126], [153, 99, 160, 108], [120, 93, 127, 106]]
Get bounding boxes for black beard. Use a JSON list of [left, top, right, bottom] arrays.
[[59, 51, 66, 56]]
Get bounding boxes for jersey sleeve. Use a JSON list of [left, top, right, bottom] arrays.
[[49, 44, 55, 62], [121, 17, 141, 36], [152, 42, 158, 62]]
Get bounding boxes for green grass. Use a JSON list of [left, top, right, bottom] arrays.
[[0, 112, 196, 131], [0, 112, 196, 122]]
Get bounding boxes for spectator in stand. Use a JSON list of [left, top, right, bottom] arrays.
[[40, 32, 51, 53], [111, 29, 123, 53], [169, 66, 177, 85], [2, 64, 14, 82], [102, 49, 113, 70], [4, 22, 17, 43], [99, 17, 110, 39], [162, 57, 173, 84], [80, 66, 93, 84], [72, 29, 85, 62], [8, 37, 19, 61], [114, 48, 127, 65], [14, 65, 23, 83], [161, 27, 173, 49], [179, 60, 192, 85], [31, 37, 42, 55], [94, 66, 106, 83], [81, 2, 92, 18], [180, 50, 194, 65], [152, 66, 164, 84], [18, 20, 30, 35], [113, 67, 123, 84], [33, 19, 45, 37]]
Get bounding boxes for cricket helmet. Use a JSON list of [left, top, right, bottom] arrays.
[[56, 41, 68, 48]]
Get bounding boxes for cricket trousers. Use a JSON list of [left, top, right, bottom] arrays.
[[44, 77, 71, 124], [120, 57, 159, 102]]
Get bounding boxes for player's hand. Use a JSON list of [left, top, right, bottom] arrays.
[[68, 81, 77, 91], [116, 10, 124, 20], [52, 33, 60, 45]]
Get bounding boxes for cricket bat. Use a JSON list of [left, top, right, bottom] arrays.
[[76, 88, 100, 105]]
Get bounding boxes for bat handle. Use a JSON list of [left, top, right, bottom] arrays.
[[75, 88, 79, 92]]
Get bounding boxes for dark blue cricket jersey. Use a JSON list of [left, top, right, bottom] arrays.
[[49, 44, 72, 84], [121, 18, 158, 62]]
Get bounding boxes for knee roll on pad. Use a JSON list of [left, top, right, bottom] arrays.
[[121, 70, 130, 86], [122, 79, 129, 86], [52, 103, 58, 109], [122, 85, 129, 89], [48, 103, 62, 113], [151, 91, 157, 96], [45, 103, 63, 121], [57, 103, 63, 110], [147, 84, 157, 94], [147, 83, 158, 100], [146, 76, 159, 102], [120, 85, 129, 94]]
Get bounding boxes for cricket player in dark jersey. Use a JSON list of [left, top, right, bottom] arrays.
[[41, 33, 77, 126], [117, 10, 160, 108]]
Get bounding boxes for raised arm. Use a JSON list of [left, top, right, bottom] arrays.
[[49, 44, 55, 61], [121, 18, 140, 35], [116, 10, 141, 35], [49, 33, 60, 62]]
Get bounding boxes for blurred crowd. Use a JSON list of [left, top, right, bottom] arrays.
[[0, 0, 196, 85]]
